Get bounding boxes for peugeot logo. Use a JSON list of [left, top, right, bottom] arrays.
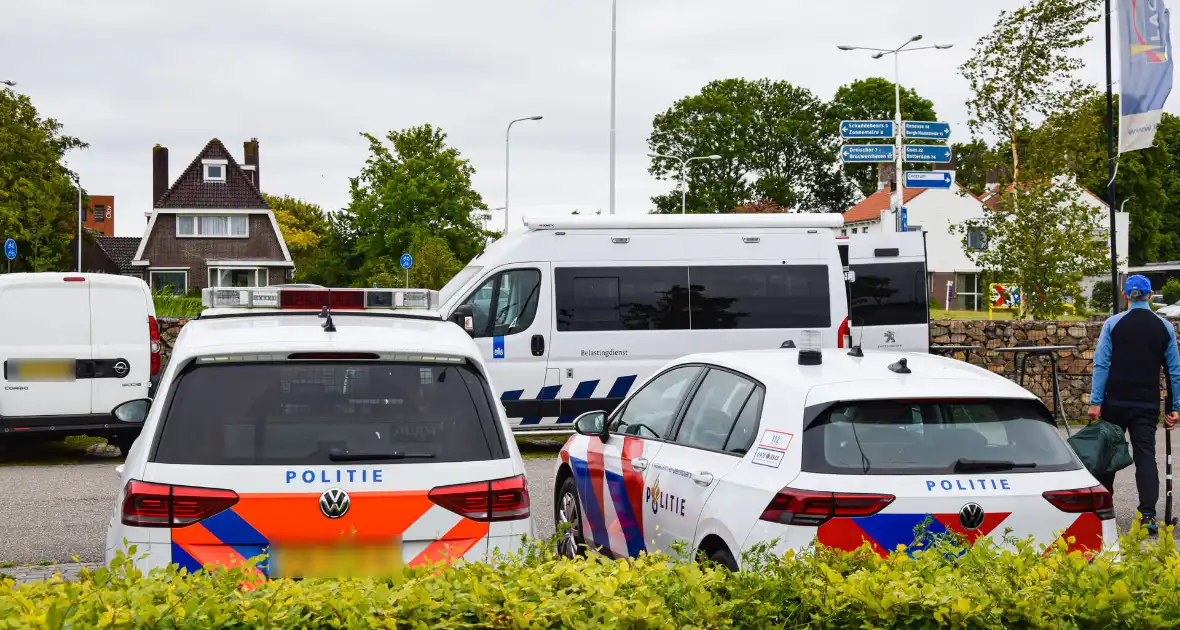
[[884, 331, 897, 343], [959, 502, 985, 531], [319, 488, 351, 519], [113, 361, 129, 377]]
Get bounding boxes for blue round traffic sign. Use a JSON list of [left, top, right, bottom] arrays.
[[3, 238, 15, 261], [399, 253, 413, 270]]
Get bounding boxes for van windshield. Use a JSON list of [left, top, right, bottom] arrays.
[[849, 262, 928, 326], [439, 266, 483, 305], [801, 398, 1080, 475], [151, 361, 505, 466]]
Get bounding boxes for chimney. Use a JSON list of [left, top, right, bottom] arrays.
[[243, 138, 260, 189], [877, 163, 897, 191], [985, 168, 1001, 193], [152, 144, 168, 206]]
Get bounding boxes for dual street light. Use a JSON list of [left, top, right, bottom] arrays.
[[648, 153, 723, 214], [837, 35, 952, 231], [504, 116, 543, 233]]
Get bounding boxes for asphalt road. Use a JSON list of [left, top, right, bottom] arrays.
[[0, 432, 1170, 565]]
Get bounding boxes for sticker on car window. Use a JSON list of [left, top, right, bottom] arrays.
[[751, 447, 785, 468], [758, 429, 794, 452]]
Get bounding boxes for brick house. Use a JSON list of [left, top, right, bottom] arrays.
[[131, 138, 293, 294], [83, 195, 115, 236]]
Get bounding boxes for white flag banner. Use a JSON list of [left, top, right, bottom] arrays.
[[1120, 0, 1174, 153]]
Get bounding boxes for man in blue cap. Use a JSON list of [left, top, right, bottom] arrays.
[[1089, 274, 1180, 535]]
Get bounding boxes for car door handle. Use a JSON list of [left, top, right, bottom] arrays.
[[631, 457, 649, 471], [530, 334, 545, 357], [691, 471, 714, 487]]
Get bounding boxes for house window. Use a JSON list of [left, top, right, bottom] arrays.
[[94, 206, 106, 222], [209, 267, 268, 288], [967, 227, 986, 250], [177, 215, 248, 237], [841, 229, 847, 236], [150, 270, 188, 295], [852, 227, 858, 234], [203, 160, 227, 183]]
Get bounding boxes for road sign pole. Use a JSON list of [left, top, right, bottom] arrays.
[[893, 52, 904, 233], [405, 269, 408, 289]]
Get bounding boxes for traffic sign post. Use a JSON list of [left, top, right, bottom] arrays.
[[902, 121, 952, 141], [839, 120, 895, 139], [840, 144, 895, 162], [900, 207, 908, 232], [903, 145, 952, 163], [904, 170, 954, 189], [400, 253, 413, 289], [4, 238, 15, 274]]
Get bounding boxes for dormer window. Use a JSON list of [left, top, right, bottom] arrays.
[[202, 159, 228, 183]]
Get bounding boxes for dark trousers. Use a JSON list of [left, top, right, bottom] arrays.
[[1095, 404, 1160, 517]]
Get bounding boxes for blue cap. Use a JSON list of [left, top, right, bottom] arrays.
[[1124, 274, 1152, 298]]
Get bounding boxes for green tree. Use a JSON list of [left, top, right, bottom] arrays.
[[951, 139, 994, 196], [368, 234, 463, 290], [0, 87, 88, 272], [1163, 279, 1180, 305], [1090, 279, 1113, 312], [647, 78, 854, 214], [294, 210, 364, 287], [825, 78, 938, 197], [263, 193, 329, 279], [345, 124, 490, 283]]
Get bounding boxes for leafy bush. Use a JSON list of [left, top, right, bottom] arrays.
[[1164, 278, 1180, 305], [152, 290, 202, 318], [1090, 279, 1113, 312], [5, 526, 1180, 628]]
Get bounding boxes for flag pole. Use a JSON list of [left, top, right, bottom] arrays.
[[1106, 0, 1121, 313]]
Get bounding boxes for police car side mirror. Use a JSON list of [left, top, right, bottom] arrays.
[[573, 411, 608, 441], [451, 304, 475, 337], [112, 399, 151, 424]]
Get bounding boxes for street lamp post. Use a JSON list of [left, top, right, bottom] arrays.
[[504, 116, 542, 233], [75, 176, 82, 272], [648, 153, 723, 214], [837, 36, 952, 232], [1, 80, 15, 87], [609, 0, 617, 215]]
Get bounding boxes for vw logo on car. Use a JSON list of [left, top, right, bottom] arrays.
[[319, 488, 351, 519], [959, 502, 986, 531]]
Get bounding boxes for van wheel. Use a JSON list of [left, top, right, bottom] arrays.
[[555, 476, 585, 559]]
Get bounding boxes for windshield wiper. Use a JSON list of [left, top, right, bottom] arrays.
[[953, 458, 1037, 472], [328, 449, 436, 462]]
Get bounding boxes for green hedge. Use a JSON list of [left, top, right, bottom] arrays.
[[5, 526, 1180, 629]]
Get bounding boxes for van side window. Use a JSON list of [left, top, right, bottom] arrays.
[[610, 366, 702, 439], [555, 267, 689, 332], [460, 269, 542, 338], [688, 265, 831, 329], [849, 262, 927, 326], [673, 368, 757, 452]]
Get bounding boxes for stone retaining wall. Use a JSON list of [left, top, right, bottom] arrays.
[[156, 317, 1174, 422]]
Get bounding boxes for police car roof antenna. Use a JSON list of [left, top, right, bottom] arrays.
[[888, 357, 911, 374], [848, 318, 865, 357], [320, 305, 336, 332]]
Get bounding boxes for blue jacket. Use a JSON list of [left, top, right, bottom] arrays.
[[1090, 300, 1180, 411]]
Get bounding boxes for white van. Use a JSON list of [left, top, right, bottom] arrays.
[[437, 214, 849, 432], [838, 232, 930, 353], [0, 273, 159, 451]]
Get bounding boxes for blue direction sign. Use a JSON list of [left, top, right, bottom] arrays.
[[900, 207, 909, 232], [840, 144, 895, 162], [904, 170, 954, 189], [903, 144, 952, 163], [3, 239, 15, 261], [903, 121, 952, 140], [399, 253, 413, 269], [840, 120, 895, 139]]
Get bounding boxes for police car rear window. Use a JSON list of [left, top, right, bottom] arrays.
[[801, 399, 1080, 475], [151, 361, 506, 466]]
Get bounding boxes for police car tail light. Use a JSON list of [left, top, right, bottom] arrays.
[[837, 317, 851, 348], [759, 488, 894, 526], [1042, 486, 1115, 520], [121, 480, 239, 528], [428, 474, 530, 522], [148, 316, 161, 376]]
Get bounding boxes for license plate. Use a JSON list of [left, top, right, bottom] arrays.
[[269, 540, 402, 579], [7, 359, 76, 382]]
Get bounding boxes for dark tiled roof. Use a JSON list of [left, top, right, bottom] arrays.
[[95, 236, 141, 273], [155, 138, 270, 210]]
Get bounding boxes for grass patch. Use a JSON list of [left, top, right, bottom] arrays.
[[0, 435, 123, 467], [152, 291, 202, 318], [0, 562, 14, 569]]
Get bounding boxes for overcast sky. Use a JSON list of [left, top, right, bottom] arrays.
[[4, 0, 1175, 237]]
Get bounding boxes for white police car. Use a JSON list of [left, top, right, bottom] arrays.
[[554, 343, 1114, 569], [104, 287, 532, 578]]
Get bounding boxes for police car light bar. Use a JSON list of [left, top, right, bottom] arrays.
[[200, 287, 439, 311]]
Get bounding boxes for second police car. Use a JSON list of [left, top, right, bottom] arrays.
[[554, 341, 1114, 569], [104, 286, 532, 578]]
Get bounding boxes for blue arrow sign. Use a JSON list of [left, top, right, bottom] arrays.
[[399, 253, 413, 269], [840, 144, 895, 162], [903, 145, 952, 163], [3, 239, 15, 261], [840, 120, 895, 139], [900, 207, 908, 232], [903, 121, 952, 140], [904, 170, 954, 189]]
